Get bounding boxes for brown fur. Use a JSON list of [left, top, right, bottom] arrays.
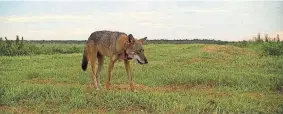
[[82, 30, 147, 91]]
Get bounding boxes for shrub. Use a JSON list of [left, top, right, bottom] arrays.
[[262, 42, 283, 56], [0, 36, 84, 56], [231, 41, 283, 56]]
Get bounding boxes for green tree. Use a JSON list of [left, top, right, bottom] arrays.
[[4, 37, 12, 55], [256, 33, 262, 42], [0, 37, 3, 44], [18, 36, 24, 50], [21, 36, 24, 43], [0, 37, 3, 51], [265, 34, 269, 42], [277, 34, 280, 42], [16, 35, 20, 44]]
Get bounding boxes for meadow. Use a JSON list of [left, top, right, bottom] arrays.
[[0, 41, 283, 113]]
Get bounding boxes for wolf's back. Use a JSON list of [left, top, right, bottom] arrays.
[[81, 30, 127, 71], [88, 30, 127, 46]]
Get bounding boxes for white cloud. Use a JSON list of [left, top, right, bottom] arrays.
[[0, 15, 90, 23], [184, 9, 229, 13]]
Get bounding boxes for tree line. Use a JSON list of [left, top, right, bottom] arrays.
[[1, 34, 282, 56]]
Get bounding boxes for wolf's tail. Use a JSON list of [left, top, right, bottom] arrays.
[[81, 47, 88, 71]]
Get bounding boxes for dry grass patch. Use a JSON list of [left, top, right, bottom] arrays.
[[203, 45, 257, 55]]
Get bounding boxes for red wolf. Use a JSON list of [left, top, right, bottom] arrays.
[[81, 30, 148, 91]]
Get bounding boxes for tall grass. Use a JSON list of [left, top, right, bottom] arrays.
[[231, 41, 283, 56], [0, 37, 84, 56], [231, 33, 283, 56]]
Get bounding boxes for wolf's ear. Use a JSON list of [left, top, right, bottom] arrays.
[[138, 37, 147, 44], [128, 34, 135, 44]]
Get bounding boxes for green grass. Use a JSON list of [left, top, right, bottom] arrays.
[[0, 41, 84, 56], [0, 44, 283, 113]]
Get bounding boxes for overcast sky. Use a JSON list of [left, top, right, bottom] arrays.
[[0, 1, 282, 41]]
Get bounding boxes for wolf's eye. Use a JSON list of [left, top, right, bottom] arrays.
[[136, 49, 142, 54]]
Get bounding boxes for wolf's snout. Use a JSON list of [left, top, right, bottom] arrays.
[[137, 57, 148, 64], [144, 58, 148, 64]]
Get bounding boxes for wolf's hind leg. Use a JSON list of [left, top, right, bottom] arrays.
[[86, 41, 99, 90], [96, 54, 104, 88]]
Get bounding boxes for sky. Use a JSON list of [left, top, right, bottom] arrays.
[[0, 1, 282, 41]]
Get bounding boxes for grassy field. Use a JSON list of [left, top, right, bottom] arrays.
[[0, 44, 283, 113]]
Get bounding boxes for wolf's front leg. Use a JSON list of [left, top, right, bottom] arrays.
[[106, 61, 114, 89], [106, 55, 118, 90], [124, 60, 135, 91]]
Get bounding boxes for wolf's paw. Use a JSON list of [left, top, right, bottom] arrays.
[[130, 82, 135, 92], [88, 84, 99, 91], [106, 82, 111, 90]]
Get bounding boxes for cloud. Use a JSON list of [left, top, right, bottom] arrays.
[[0, 11, 167, 28], [184, 9, 229, 13], [17, 27, 90, 40], [0, 5, 229, 23], [0, 14, 89, 23], [0, 9, 212, 40]]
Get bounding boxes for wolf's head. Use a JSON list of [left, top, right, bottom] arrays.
[[125, 34, 148, 64]]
